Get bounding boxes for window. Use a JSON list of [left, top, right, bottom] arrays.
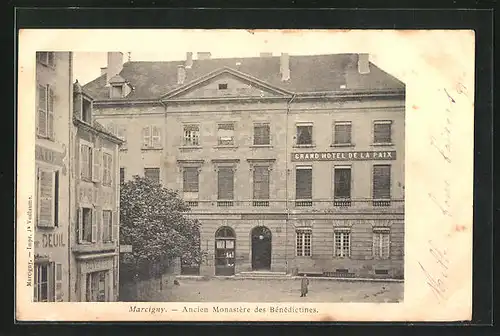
[[373, 165, 391, 204], [36, 52, 55, 67], [334, 166, 351, 206], [296, 124, 313, 145], [37, 84, 54, 139], [82, 98, 92, 124], [120, 168, 125, 184], [183, 124, 200, 146], [183, 167, 199, 192], [142, 126, 162, 149], [217, 167, 234, 206], [218, 83, 228, 90], [102, 152, 113, 186], [110, 85, 123, 99], [102, 210, 113, 242], [373, 121, 392, 144], [217, 123, 235, 146], [373, 228, 391, 259], [334, 122, 352, 145], [296, 229, 312, 257], [253, 166, 270, 206], [37, 169, 58, 227], [79, 144, 92, 180], [78, 207, 96, 244], [144, 168, 160, 183], [253, 123, 270, 145], [295, 166, 312, 206], [86, 271, 109, 302], [334, 230, 351, 258], [34, 262, 63, 302]]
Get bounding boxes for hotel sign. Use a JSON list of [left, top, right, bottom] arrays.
[[291, 151, 397, 162]]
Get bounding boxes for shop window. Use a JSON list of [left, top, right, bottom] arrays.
[[373, 227, 391, 259], [296, 229, 312, 257], [253, 123, 270, 145], [214, 226, 236, 276], [86, 271, 109, 302], [334, 229, 351, 258], [34, 262, 62, 302]]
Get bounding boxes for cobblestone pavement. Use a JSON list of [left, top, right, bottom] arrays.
[[154, 278, 403, 302]]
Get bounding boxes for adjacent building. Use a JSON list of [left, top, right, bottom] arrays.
[[86, 51, 405, 279]]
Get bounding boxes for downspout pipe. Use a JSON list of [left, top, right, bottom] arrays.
[[285, 94, 296, 274]]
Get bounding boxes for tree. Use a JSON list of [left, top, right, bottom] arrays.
[[120, 175, 203, 278]]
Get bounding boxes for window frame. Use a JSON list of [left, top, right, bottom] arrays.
[[372, 227, 391, 259], [372, 164, 392, 200], [79, 140, 94, 182], [102, 209, 114, 243], [333, 121, 353, 146], [81, 96, 93, 124], [373, 120, 393, 145], [142, 125, 163, 149], [217, 166, 235, 201], [333, 165, 352, 200], [182, 123, 201, 147], [296, 228, 312, 257], [102, 150, 113, 187], [78, 206, 96, 244], [333, 229, 351, 258], [295, 165, 313, 205], [36, 52, 56, 68], [216, 122, 236, 147], [252, 122, 271, 146], [295, 122, 314, 147], [85, 270, 110, 302]]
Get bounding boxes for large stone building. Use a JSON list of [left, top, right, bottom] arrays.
[[85, 51, 405, 279], [33, 52, 122, 302]]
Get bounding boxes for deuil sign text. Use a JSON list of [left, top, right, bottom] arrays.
[[291, 151, 397, 162]]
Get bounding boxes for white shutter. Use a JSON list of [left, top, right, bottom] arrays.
[[91, 209, 98, 243], [47, 86, 54, 139], [80, 144, 87, 179], [37, 169, 55, 227], [152, 126, 161, 148], [107, 154, 113, 185], [77, 207, 83, 243], [54, 263, 63, 301], [37, 85, 47, 138], [92, 148, 101, 182], [142, 126, 151, 148], [112, 211, 118, 243]]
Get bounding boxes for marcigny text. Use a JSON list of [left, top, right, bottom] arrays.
[[129, 305, 319, 314]]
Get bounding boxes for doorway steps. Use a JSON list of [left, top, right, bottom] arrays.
[[234, 271, 291, 280]]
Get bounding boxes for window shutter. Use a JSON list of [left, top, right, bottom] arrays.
[[107, 154, 113, 185], [217, 167, 234, 200], [91, 209, 97, 243], [54, 263, 63, 301], [79, 144, 86, 178], [296, 168, 312, 199], [373, 165, 391, 199], [92, 148, 101, 182], [54, 171, 59, 227], [37, 85, 47, 137], [47, 86, 54, 139], [112, 211, 118, 243], [142, 126, 151, 148], [152, 126, 162, 148], [77, 207, 83, 243], [37, 169, 54, 227]]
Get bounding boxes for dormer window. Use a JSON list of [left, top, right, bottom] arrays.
[[218, 83, 228, 90], [82, 97, 92, 124], [110, 84, 123, 99]]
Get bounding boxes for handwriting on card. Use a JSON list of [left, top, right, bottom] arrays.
[[418, 240, 449, 303]]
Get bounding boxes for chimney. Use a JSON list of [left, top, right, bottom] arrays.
[[100, 67, 107, 76], [106, 52, 124, 83], [357, 53, 370, 74], [280, 53, 290, 81], [185, 52, 193, 68], [197, 52, 211, 60], [260, 52, 273, 57], [177, 65, 186, 85]]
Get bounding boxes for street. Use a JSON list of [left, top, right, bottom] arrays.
[[152, 278, 403, 302]]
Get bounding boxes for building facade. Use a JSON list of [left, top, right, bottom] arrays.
[[86, 51, 405, 279], [68, 81, 122, 301], [34, 51, 72, 302]]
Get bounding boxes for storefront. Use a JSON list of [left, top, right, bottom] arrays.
[[76, 253, 117, 302]]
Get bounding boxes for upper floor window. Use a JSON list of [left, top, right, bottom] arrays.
[[78, 207, 96, 244], [253, 123, 270, 146], [217, 123, 235, 146], [183, 167, 199, 193], [37, 84, 54, 139], [110, 85, 123, 99], [217, 166, 235, 206], [36, 52, 55, 68], [373, 120, 392, 144], [142, 126, 162, 149], [36, 168, 59, 228], [102, 210, 113, 243], [296, 123, 313, 146], [183, 124, 200, 146], [81, 97, 92, 124], [334, 121, 352, 145], [218, 83, 228, 90], [295, 166, 312, 206], [334, 166, 351, 203], [373, 165, 391, 201], [253, 166, 270, 205], [79, 143, 101, 183]]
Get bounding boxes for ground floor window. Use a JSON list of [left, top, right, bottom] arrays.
[[296, 229, 312, 257], [373, 228, 391, 259], [85, 271, 109, 302], [34, 262, 63, 302], [334, 230, 351, 258]]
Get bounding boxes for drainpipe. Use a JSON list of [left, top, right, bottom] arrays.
[[285, 94, 296, 274], [67, 52, 73, 301]]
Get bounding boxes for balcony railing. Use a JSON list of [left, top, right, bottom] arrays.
[[183, 198, 404, 211]]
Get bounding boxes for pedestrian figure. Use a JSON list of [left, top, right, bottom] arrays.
[[300, 274, 309, 297]]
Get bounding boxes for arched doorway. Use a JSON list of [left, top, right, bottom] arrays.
[[214, 226, 236, 276], [251, 226, 272, 271]]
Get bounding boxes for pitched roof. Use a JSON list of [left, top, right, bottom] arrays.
[[83, 54, 405, 101]]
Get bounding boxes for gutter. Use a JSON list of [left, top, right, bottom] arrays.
[[285, 94, 296, 274]]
